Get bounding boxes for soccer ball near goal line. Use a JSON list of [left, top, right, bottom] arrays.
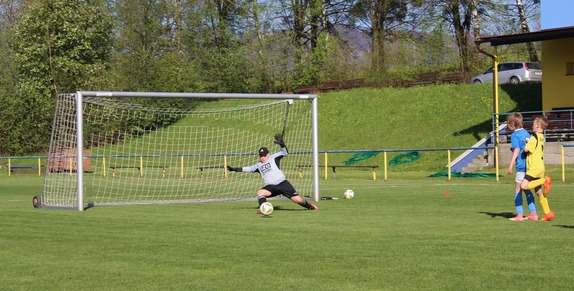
[[344, 189, 354, 199], [259, 202, 274, 216]]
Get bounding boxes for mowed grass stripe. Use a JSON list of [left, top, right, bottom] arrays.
[[1, 174, 573, 289]]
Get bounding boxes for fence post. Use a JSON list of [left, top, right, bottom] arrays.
[[562, 145, 565, 182], [447, 149, 451, 181], [224, 155, 228, 178], [103, 157, 107, 177], [139, 156, 143, 177], [495, 146, 500, 182], [181, 156, 184, 179], [383, 152, 388, 181]]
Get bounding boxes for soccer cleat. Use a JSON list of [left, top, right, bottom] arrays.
[[544, 176, 552, 195], [509, 214, 524, 221], [526, 213, 539, 221], [308, 203, 319, 210], [541, 211, 555, 221], [256, 209, 262, 215]]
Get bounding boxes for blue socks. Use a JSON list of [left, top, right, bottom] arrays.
[[515, 191, 537, 214], [514, 192, 524, 214], [525, 190, 537, 213]]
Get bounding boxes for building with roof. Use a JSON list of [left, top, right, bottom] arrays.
[[475, 0, 574, 111]]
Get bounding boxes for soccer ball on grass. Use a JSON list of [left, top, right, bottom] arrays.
[[259, 202, 274, 216], [344, 189, 354, 199]]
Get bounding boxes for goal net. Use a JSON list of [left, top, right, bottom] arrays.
[[41, 92, 319, 210]]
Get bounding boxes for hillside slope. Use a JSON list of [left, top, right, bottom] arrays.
[[317, 83, 541, 171]]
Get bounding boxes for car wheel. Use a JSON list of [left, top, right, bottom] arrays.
[[509, 77, 520, 84], [472, 80, 482, 84]]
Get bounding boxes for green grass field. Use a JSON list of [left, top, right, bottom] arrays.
[[2, 168, 573, 290], [2, 83, 566, 289]]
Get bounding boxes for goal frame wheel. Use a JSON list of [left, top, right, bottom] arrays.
[[32, 195, 42, 208]]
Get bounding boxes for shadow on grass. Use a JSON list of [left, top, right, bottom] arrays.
[[240, 205, 307, 212], [478, 211, 515, 219], [554, 225, 574, 229]]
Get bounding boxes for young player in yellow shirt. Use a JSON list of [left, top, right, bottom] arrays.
[[520, 116, 554, 221]]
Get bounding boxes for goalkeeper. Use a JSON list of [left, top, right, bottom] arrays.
[[227, 134, 319, 214]]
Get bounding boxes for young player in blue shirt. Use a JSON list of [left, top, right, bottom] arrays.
[[505, 113, 538, 221]]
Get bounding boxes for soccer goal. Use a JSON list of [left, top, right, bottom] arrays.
[[41, 91, 319, 211]]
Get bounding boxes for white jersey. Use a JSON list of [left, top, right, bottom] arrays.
[[242, 147, 287, 186]]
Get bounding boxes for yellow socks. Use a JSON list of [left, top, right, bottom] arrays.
[[538, 194, 551, 215]]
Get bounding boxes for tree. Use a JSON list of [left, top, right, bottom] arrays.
[[8, 0, 113, 154], [0, 0, 23, 154], [436, 0, 474, 73], [348, 0, 410, 73]]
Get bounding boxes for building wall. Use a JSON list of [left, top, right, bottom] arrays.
[[541, 38, 574, 111]]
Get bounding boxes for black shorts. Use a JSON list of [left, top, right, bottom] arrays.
[[262, 180, 299, 198]]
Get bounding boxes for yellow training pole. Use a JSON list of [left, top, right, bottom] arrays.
[[447, 149, 451, 181], [180, 156, 184, 179], [8, 158, 11, 177], [493, 51, 500, 183], [103, 157, 107, 177], [495, 146, 499, 182], [383, 152, 388, 181], [561, 145, 565, 182], [324, 152, 329, 180], [37, 158, 41, 176], [372, 167, 377, 181], [139, 156, 143, 177]]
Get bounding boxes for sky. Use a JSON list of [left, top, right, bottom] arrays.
[[541, 0, 574, 29]]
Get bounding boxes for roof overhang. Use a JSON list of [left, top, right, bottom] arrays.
[[476, 26, 574, 46]]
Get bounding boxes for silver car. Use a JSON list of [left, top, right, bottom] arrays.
[[470, 62, 542, 84]]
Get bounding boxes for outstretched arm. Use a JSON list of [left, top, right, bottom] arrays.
[[227, 166, 242, 172]]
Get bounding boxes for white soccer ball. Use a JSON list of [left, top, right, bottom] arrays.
[[344, 189, 355, 199], [259, 202, 274, 216]]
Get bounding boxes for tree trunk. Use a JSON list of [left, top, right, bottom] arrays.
[[446, 0, 472, 73], [370, 0, 388, 73], [470, 0, 480, 72], [516, 0, 538, 62]]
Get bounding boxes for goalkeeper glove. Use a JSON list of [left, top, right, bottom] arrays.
[[227, 166, 242, 172], [274, 133, 286, 147]]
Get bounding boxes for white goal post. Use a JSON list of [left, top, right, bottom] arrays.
[[41, 91, 319, 211]]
